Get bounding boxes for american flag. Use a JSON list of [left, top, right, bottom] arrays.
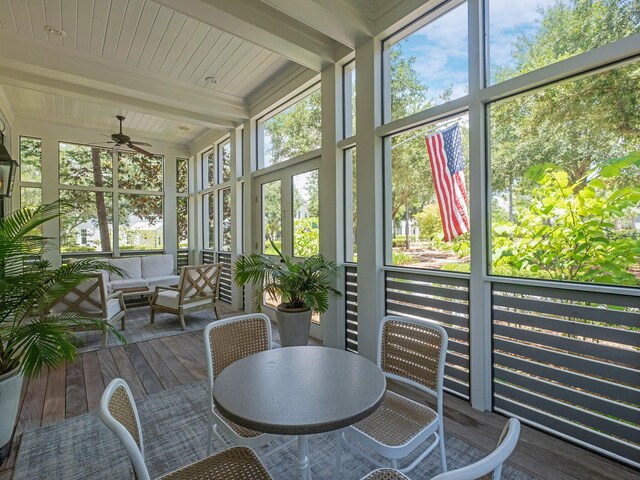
[[425, 124, 469, 242]]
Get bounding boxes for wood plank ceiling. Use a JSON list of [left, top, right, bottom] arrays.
[[2, 84, 206, 145], [0, 0, 289, 97], [0, 0, 406, 146], [0, 0, 293, 145]]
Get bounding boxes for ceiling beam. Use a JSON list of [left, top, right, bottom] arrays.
[[0, 67, 237, 130], [0, 85, 16, 124], [0, 30, 247, 127], [155, 0, 352, 70], [260, 0, 373, 49]]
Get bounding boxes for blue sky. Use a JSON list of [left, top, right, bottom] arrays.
[[396, 0, 555, 101]]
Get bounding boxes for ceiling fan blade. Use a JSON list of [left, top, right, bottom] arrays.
[[127, 142, 154, 157], [129, 141, 152, 147]]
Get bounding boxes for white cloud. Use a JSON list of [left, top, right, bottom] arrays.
[[400, 4, 469, 100], [488, 0, 556, 68]]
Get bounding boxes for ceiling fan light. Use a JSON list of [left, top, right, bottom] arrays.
[[204, 76, 218, 85]]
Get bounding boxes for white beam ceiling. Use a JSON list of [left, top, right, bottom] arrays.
[[0, 30, 245, 129], [155, 0, 352, 70]]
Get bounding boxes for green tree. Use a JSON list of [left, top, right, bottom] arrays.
[[491, 0, 640, 203], [493, 156, 640, 285], [264, 90, 321, 165]]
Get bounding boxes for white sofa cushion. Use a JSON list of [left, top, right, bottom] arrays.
[[154, 290, 212, 309], [109, 257, 142, 281], [109, 278, 149, 290], [142, 254, 175, 279], [148, 275, 180, 288]]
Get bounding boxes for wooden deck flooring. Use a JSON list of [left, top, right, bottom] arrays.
[[0, 327, 637, 480]]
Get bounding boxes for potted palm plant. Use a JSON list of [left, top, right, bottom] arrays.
[[0, 203, 123, 461], [233, 240, 341, 346]]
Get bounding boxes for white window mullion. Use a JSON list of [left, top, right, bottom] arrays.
[[468, 0, 492, 411]]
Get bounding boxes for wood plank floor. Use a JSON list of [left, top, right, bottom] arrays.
[[0, 327, 637, 480]]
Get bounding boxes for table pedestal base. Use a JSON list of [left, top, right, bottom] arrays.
[[297, 435, 311, 480]]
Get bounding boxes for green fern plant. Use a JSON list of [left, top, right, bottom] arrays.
[[233, 238, 341, 313], [0, 203, 124, 377]]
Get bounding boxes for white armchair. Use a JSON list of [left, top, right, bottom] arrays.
[[149, 263, 223, 330], [48, 273, 126, 347]]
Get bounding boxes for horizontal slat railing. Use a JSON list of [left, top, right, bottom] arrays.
[[492, 282, 640, 467], [202, 250, 215, 264], [216, 252, 232, 304], [176, 249, 189, 269], [120, 250, 164, 257], [345, 264, 358, 353], [61, 252, 113, 264], [385, 269, 470, 400]]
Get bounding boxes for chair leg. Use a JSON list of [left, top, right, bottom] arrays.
[[121, 315, 126, 330], [334, 430, 343, 480], [150, 308, 155, 324], [101, 330, 108, 348], [439, 420, 447, 472], [391, 459, 398, 470], [213, 304, 219, 319], [179, 309, 186, 330]]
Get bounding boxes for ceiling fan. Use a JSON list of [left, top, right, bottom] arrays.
[[99, 115, 154, 157]]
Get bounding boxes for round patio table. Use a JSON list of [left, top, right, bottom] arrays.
[[212, 346, 386, 480]]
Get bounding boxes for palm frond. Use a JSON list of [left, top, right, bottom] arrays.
[[0, 203, 126, 377], [234, 247, 342, 314]]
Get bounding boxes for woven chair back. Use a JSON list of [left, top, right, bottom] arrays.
[[207, 315, 270, 380], [108, 385, 142, 450], [179, 264, 222, 301], [49, 274, 107, 316], [380, 318, 445, 392]]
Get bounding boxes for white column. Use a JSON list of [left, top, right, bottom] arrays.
[[319, 63, 342, 349], [354, 38, 384, 363], [164, 155, 178, 262], [230, 126, 244, 310], [468, 0, 492, 411], [40, 129, 61, 267], [242, 119, 257, 312]]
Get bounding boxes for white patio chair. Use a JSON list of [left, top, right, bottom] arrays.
[[336, 315, 449, 476], [149, 263, 223, 330], [358, 418, 521, 480], [203, 313, 293, 457], [48, 273, 125, 347], [99, 378, 273, 480], [431, 418, 521, 480]]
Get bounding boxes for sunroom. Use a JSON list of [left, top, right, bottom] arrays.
[[0, 0, 638, 479]]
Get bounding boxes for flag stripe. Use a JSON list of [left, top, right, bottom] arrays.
[[427, 135, 453, 240], [425, 124, 469, 242]]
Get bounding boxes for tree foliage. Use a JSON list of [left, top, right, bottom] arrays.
[[493, 156, 640, 285]]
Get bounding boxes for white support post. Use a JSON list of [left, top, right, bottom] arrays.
[[40, 130, 61, 267], [319, 63, 343, 349], [164, 156, 178, 262], [188, 154, 197, 265], [468, 0, 492, 411], [230, 126, 244, 310], [354, 38, 385, 363], [242, 119, 256, 312]]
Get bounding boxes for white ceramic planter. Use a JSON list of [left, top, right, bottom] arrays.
[[0, 367, 23, 461], [275, 305, 312, 347]]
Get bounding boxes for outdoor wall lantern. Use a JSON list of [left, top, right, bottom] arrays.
[[0, 120, 18, 198]]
